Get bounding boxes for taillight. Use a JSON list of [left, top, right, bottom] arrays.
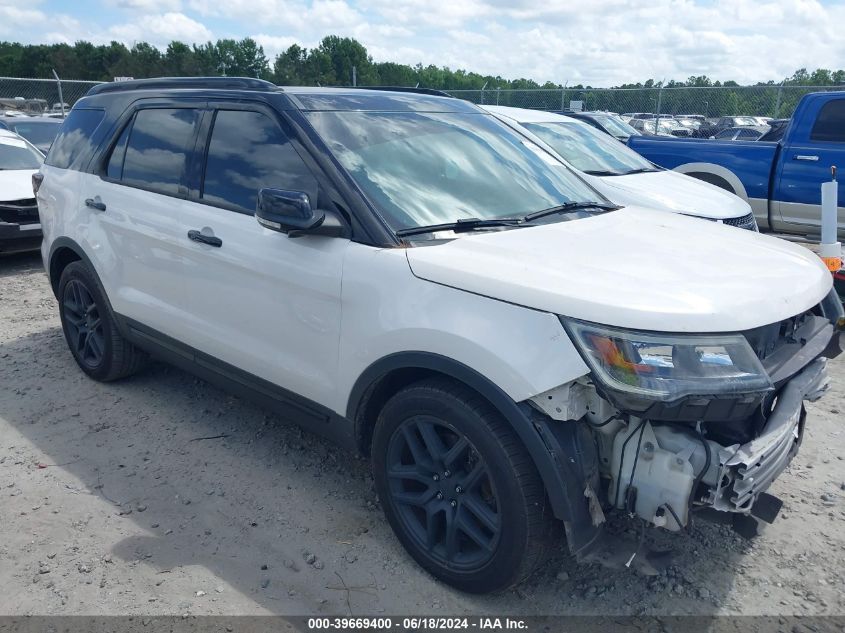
[[32, 172, 44, 195]]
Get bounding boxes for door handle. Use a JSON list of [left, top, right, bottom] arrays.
[[187, 229, 222, 247], [794, 155, 819, 162], [85, 197, 106, 211]]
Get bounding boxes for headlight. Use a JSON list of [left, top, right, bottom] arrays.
[[562, 319, 773, 402]]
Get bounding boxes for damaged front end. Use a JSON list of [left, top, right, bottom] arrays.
[[529, 288, 844, 556]]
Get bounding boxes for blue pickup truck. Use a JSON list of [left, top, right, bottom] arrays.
[[628, 91, 845, 238]]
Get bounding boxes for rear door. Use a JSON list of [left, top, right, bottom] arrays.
[[177, 102, 348, 412], [775, 97, 845, 235], [79, 101, 202, 337]]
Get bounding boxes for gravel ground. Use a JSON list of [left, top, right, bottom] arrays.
[[1, 250, 844, 617]]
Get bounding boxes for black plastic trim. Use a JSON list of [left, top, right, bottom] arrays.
[[87, 77, 280, 96], [346, 351, 597, 542]]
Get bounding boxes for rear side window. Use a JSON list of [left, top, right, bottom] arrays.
[[105, 108, 198, 196], [810, 100, 845, 142], [44, 108, 105, 169], [200, 109, 318, 213]]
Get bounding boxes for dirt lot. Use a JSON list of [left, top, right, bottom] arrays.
[[1, 250, 844, 617]]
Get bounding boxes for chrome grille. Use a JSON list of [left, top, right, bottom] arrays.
[[721, 212, 758, 232]]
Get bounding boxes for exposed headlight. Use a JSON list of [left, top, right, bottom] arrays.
[[562, 319, 773, 402]]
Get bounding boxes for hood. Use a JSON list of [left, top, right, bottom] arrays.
[[0, 169, 37, 202], [588, 170, 751, 220], [405, 206, 832, 333]]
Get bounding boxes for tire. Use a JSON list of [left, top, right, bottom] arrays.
[[57, 260, 147, 382], [371, 377, 555, 593]]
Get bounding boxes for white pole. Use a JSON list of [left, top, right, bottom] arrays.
[[820, 166, 842, 272]]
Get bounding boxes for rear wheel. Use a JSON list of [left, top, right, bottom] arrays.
[[58, 261, 147, 381], [372, 378, 555, 593]]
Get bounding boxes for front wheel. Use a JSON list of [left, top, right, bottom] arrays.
[[371, 378, 555, 593]]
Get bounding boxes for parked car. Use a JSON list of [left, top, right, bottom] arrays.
[[622, 112, 658, 120], [0, 129, 43, 253], [697, 115, 760, 138], [629, 91, 845, 238], [712, 126, 768, 141], [36, 78, 844, 594], [0, 116, 62, 153], [758, 118, 791, 142], [556, 110, 641, 141], [629, 117, 691, 136], [482, 106, 756, 229]]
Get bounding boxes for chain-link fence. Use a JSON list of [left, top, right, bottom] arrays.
[[1, 77, 843, 121], [0, 77, 101, 116], [448, 84, 845, 119]]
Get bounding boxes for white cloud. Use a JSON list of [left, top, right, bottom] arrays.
[[107, 12, 213, 46]]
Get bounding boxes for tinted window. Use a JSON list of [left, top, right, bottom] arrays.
[[106, 118, 132, 180], [811, 100, 845, 142], [121, 108, 197, 195], [201, 110, 317, 213], [44, 108, 105, 169]]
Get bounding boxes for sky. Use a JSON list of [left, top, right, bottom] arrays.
[[0, 0, 843, 86]]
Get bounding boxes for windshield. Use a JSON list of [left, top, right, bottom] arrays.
[[0, 135, 43, 169], [9, 121, 60, 147], [733, 117, 757, 126], [306, 111, 603, 231], [523, 121, 654, 176], [593, 114, 639, 137]]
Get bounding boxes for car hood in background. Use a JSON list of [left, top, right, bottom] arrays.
[[586, 169, 751, 220], [405, 206, 832, 333], [0, 169, 38, 202]]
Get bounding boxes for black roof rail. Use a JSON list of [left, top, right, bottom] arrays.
[[347, 86, 453, 98], [86, 77, 281, 96]]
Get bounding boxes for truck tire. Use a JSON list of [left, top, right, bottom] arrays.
[[371, 377, 556, 593], [57, 261, 147, 382]]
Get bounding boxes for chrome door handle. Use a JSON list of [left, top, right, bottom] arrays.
[[794, 155, 819, 161], [85, 197, 106, 211]]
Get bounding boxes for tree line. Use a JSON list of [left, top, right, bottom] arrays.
[[1, 36, 844, 92]]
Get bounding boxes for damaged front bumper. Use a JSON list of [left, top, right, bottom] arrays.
[[712, 357, 829, 513]]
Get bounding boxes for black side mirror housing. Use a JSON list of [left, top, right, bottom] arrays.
[[256, 189, 346, 238]]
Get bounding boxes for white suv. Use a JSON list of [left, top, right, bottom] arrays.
[[36, 78, 844, 594]]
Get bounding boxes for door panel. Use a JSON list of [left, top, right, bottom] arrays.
[[178, 207, 347, 409], [178, 106, 346, 411], [77, 105, 202, 337], [775, 98, 845, 236]]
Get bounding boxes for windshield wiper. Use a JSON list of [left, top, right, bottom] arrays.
[[395, 217, 526, 238], [619, 167, 660, 175], [523, 201, 621, 222]]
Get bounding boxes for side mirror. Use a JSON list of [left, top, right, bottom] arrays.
[[256, 189, 346, 238]]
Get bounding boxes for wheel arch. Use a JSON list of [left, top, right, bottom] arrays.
[[674, 162, 749, 201], [347, 351, 602, 553], [47, 237, 93, 298]]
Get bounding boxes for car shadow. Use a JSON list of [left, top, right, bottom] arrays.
[[0, 319, 759, 616]]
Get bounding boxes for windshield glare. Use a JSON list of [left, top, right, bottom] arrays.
[[306, 111, 602, 231], [596, 114, 639, 137], [524, 121, 654, 175], [0, 136, 43, 170]]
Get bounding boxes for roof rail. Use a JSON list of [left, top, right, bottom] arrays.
[[86, 77, 281, 96], [348, 86, 453, 98]]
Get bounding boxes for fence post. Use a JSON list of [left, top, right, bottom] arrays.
[[774, 82, 784, 118], [51, 68, 65, 118], [655, 85, 663, 129]]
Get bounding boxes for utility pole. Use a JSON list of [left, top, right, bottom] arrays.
[[352, 66, 357, 87]]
